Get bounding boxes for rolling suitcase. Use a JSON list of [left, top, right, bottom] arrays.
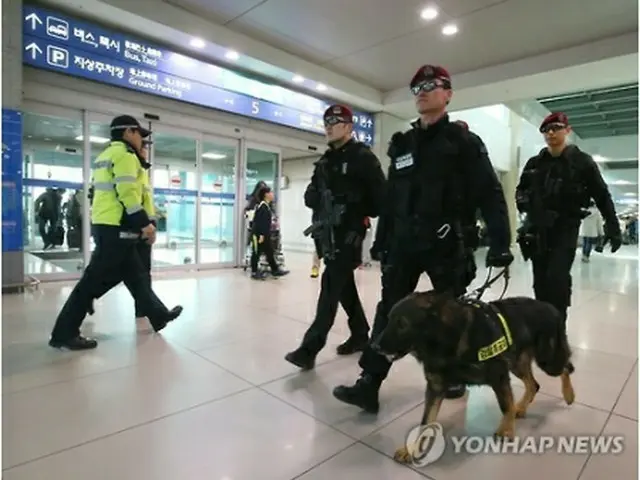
[[67, 227, 81, 249], [51, 224, 65, 246]]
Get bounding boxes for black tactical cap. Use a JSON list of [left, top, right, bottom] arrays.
[[110, 115, 150, 138]]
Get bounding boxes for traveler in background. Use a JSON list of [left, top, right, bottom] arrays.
[[580, 200, 603, 262], [360, 217, 373, 268], [250, 185, 289, 280], [49, 114, 182, 350], [311, 250, 321, 278], [34, 187, 64, 249], [246, 180, 268, 213]]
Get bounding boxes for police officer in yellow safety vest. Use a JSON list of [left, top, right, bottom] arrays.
[[49, 115, 183, 351]]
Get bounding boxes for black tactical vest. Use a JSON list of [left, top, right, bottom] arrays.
[[386, 121, 468, 251], [315, 140, 370, 232], [528, 145, 590, 219]]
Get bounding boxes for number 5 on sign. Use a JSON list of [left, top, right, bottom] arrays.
[[251, 101, 260, 115]]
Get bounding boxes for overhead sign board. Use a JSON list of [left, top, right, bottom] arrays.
[[22, 5, 375, 144]]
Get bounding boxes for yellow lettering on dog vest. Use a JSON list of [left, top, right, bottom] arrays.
[[469, 301, 513, 362]]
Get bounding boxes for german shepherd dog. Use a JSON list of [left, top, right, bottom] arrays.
[[370, 290, 576, 464]]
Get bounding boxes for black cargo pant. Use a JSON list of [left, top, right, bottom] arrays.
[[50, 227, 173, 342], [531, 233, 578, 324], [359, 243, 472, 382], [123, 241, 152, 318], [300, 252, 370, 356]]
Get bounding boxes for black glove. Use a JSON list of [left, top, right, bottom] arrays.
[[602, 224, 622, 253], [370, 242, 387, 264], [486, 248, 514, 268]]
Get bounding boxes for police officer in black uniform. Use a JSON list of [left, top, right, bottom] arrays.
[[332, 65, 513, 414], [516, 112, 621, 327], [285, 104, 387, 369]]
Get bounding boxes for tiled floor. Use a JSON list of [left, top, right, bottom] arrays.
[[2, 249, 638, 479]]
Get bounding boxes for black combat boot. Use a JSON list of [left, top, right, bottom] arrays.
[[153, 306, 184, 333], [336, 336, 368, 355], [332, 374, 381, 414], [284, 347, 316, 370], [49, 335, 98, 350]]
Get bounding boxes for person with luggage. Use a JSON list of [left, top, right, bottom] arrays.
[[34, 187, 64, 249], [250, 185, 289, 279]]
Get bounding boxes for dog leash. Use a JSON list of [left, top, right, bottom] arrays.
[[463, 266, 510, 301]]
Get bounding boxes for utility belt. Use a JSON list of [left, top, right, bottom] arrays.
[[391, 217, 469, 255], [91, 224, 141, 243]]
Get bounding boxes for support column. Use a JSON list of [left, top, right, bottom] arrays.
[[2, 0, 25, 291], [372, 112, 411, 171], [503, 110, 523, 247]]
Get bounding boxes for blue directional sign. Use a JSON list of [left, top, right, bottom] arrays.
[[21, 5, 375, 144], [2, 109, 24, 252]]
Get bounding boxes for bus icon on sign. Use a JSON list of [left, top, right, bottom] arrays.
[[46, 17, 69, 40]]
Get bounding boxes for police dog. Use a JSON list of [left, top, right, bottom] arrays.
[[371, 290, 576, 464]]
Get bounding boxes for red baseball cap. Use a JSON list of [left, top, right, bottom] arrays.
[[323, 104, 354, 124], [540, 112, 569, 132], [410, 65, 452, 89]]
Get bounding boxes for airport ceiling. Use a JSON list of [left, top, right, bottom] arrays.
[[163, 0, 638, 91], [537, 83, 638, 140]]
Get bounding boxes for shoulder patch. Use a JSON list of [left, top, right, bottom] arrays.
[[393, 152, 414, 170]]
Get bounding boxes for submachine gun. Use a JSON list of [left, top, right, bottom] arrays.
[[302, 162, 345, 261]]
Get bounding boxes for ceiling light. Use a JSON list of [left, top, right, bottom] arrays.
[[624, 192, 637, 196], [420, 7, 438, 20], [190, 38, 205, 49], [202, 152, 226, 160], [442, 24, 458, 36], [75, 135, 110, 144], [316, 83, 327, 92], [225, 50, 239, 61], [292, 75, 305, 83]]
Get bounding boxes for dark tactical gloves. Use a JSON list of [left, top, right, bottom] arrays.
[[596, 223, 622, 253], [486, 247, 514, 268]]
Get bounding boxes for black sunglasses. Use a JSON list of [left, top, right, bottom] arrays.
[[324, 116, 348, 126], [410, 79, 450, 96], [540, 123, 567, 133]]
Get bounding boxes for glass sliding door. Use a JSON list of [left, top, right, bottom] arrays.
[[199, 136, 239, 265], [149, 127, 199, 270]]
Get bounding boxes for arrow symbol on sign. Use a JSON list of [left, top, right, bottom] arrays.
[[25, 42, 42, 59], [25, 12, 43, 30]]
